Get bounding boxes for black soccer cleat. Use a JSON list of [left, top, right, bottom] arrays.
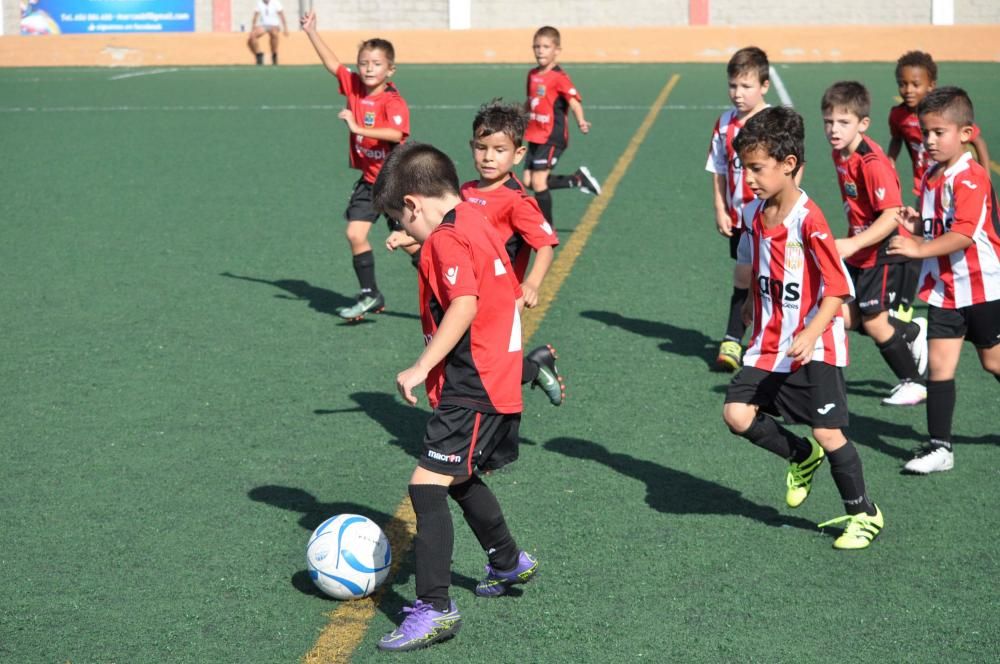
[[527, 344, 565, 406]]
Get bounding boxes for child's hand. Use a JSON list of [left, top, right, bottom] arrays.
[[516, 296, 525, 314], [716, 210, 733, 237], [396, 364, 428, 406], [887, 234, 922, 258], [835, 237, 857, 259], [520, 282, 540, 308], [300, 10, 316, 32], [578, 119, 591, 134], [896, 206, 922, 235], [338, 108, 358, 132], [787, 330, 818, 364], [385, 230, 416, 252]]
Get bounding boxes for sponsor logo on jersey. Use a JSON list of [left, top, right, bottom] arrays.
[[784, 240, 804, 270], [529, 112, 551, 124], [961, 179, 978, 190], [494, 258, 507, 276], [844, 181, 858, 198], [356, 146, 388, 161], [363, 111, 376, 127], [445, 266, 459, 285], [466, 196, 488, 206], [758, 275, 801, 303], [427, 449, 462, 464]]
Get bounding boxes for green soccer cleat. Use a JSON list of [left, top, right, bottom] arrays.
[[715, 340, 742, 372], [336, 292, 385, 321], [785, 436, 825, 508], [818, 505, 884, 550], [526, 344, 565, 406]]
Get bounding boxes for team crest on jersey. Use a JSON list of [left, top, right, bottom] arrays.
[[364, 111, 376, 127], [844, 181, 858, 198], [536, 84, 546, 97], [784, 241, 804, 271]]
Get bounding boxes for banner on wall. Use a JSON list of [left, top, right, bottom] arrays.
[[21, 0, 195, 34]]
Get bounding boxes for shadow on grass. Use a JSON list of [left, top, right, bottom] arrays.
[[248, 485, 481, 621], [580, 310, 717, 368], [544, 437, 819, 532], [221, 271, 418, 322], [314, 391, 429, 460]]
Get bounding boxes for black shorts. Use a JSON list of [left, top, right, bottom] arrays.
[[525, 142, 564, 170], [896, 259, 921, 308], [728, 227, 745, 261], [419, 405, 522, 477], [344, 179, 402, 231], [846, 263, 904, 316], [927, 301, 1000, 348], [725, 362, 849, 429]]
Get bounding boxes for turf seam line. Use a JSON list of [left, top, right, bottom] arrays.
[[301, 71, 681, 664]]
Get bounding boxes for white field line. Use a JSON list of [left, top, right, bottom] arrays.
[[108, 67, 179, 81], [0, 103, 728, 114], [768, 65, 793, 107]]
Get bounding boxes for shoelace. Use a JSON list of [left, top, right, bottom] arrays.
[[786, 456, 816, 488], [398, 601, 438, 634], [817, 512, 875, 532]]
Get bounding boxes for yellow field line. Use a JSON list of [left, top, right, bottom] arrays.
[[303, 71, 682, 664]]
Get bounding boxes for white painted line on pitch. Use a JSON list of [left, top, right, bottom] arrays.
[[108, 67, 179, 81], [0, 103, 727, 114], [768, 65, 794, 107]]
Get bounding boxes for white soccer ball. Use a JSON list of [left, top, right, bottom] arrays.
[[306, 514, 391, 600]]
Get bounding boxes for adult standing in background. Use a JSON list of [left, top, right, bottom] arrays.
[[247, 0, 289, 66]]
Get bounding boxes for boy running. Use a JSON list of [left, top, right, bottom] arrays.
[[523, 26, 601, 226], [822, 81, 928, 406], [706, 46, 772, 371], [301, 11, 411, 321], [888, 87, 1000, 474], [723, 106, 884, 550], [373, 143, 539, 652]]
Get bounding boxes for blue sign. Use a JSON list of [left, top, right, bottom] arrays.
[[21, 0, 195, 34]]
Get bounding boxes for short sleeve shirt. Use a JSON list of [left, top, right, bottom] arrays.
[[460, 176, 559, 282], [257, 0, 283, 27], [335, 65, 410, 183], [832, 135, 904, 269], [525, 66, 581, 148], [706, 107, 767, 229], [418, 203, 524, 414], [889, 103, 982, 197]]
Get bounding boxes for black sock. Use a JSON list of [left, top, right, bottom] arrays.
[[876, 331, 921, 381], [255, 52, 264, 65], [448, 475, 519, 570], [535, 190, 553, 224], [826, 441, 875, 516], [888, 316, 920, 344], [737, 413, 812, 462], [408, 484, 453, 611], [521, 356, 539, 385], [927, 379, 956, 448], [724, 287, 749, 342], [547, 173, 576, 190], [271, 53, 278, 65], [352, 250, 378, 295]]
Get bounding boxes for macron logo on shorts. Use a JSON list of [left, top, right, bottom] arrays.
[[427, 450, 462, 464], [445, 266, 458, 285]]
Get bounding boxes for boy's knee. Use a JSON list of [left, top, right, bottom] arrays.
[[722, 403, 754, 435], [980, 349, 1000, 375], [811, 428, 845, 450]]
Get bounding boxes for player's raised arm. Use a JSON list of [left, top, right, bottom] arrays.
[[300, 11, 342, 75]]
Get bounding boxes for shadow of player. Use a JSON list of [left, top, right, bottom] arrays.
[[580, 310, 717, 368], [544, 437, 819, 532], [221, 271, 418, 321], [314, 391, 430, 460]]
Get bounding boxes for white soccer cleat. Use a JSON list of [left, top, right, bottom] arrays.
[[909, 317, 928, 376], [903, 444, 954, 474], [882, 380, 927, 406]]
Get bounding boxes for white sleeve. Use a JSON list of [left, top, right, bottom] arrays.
[[705, 127, 727, 175]]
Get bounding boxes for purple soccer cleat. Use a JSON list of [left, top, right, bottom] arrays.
[[475, 550, 539, 597], [377, 600, 462, 652]]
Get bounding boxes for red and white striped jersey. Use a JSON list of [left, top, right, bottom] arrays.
[[889, 103, 982, 197], [916, 152, 1000, 308], [706, 107, 765, 229], [739, 192, 855, 373]]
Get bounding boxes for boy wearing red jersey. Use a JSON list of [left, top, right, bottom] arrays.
[[523, 26, 601, 228], [723, 106, 883, 550], [889, 87, 1000, 474], [372, 143, 539, 652], [707, 47, 776, 372], [302, 11, 412, 321], [462, 100, 565, 406], [888, 51, 991, 321], [822, 81, 928, 407]]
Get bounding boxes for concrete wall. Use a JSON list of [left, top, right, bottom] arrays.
[[711, 0, 930, 25], [229, 0, 449, 32], [469, 0, 688, 29]]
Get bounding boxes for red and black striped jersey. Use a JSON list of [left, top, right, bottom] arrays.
[[335, 65, 410, 183]]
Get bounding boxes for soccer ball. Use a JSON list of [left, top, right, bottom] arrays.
[[306, 514, 391, 600]]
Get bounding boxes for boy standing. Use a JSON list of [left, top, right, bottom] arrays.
[[888, 87, 1000, 474], [523, 26, 601, 227], [888, 51, 991, 321], [301, 11, 411, 320], [706, 46, 771, 371], [462, 100, 565, 406], [723, 106, 883, 550], [372, 143, 538, 652], [822, 81, 928, 406], [247, 0, 288, 66]]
